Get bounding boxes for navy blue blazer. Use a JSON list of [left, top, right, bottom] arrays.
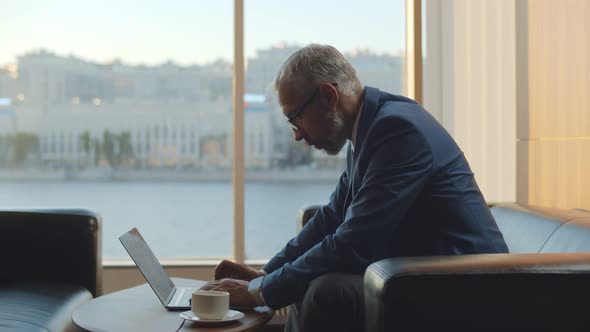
[[262, 87, 508, 309]]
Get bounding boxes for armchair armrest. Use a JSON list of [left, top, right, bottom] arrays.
[[365, 253, 590, 332], [0, 208, 103, 297]]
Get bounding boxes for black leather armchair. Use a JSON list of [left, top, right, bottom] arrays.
[[0, 208, 102, 332], [297, 203, 590, 332]]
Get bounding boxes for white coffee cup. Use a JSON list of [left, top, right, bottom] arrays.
[[191, 290, 230, 320]]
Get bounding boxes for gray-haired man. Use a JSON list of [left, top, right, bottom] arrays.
[[201, 44, 508, 332]]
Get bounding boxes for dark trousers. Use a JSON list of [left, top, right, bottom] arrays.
[[285, 273, 364, 332]]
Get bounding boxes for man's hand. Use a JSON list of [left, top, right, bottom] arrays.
[[199, 278, 258, 308], [214, 259, 265, 281]]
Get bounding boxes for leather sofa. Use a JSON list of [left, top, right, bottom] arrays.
[[297, 203, 590, 332], [0, 209, 102, 332]]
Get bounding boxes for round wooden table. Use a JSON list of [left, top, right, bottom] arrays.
[[73, 278, 273, 332]]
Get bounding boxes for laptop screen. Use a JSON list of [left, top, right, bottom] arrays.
[[119, 228, 175, 305]]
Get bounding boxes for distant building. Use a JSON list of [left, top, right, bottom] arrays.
[[246, 44, 302, 95], [5, 46, 403, 170], [347, 49, 404, 95], [243, 94, 272, 169], [12, 98, 273, 170], [0, 65, 19, 98], [16, 50, 233, 107], [0, 99, 16, 134]]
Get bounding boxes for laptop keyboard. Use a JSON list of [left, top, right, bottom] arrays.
[[180, 289, 192, 305], [171, 288, 194, 306]]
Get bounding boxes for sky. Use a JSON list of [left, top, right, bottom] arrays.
[[0, 0, 406, 66]]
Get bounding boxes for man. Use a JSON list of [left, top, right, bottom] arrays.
[[200, 44, 509, 332]]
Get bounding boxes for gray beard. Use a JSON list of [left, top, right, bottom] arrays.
[[322, 110, 348, 155]]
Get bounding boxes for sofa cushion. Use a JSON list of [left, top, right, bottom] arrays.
[[491, 205, 565, 253], [491, 204, 590, 253], [540, 218, 590, 252], [0, 282, 92, 332]]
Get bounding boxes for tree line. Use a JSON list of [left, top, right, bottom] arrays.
[[0, 130, 134, 168]]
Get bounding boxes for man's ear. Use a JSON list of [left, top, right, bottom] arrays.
[[319, 83, 338, 109]]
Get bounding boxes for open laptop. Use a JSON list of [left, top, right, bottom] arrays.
[[119, 228, 196, 311]]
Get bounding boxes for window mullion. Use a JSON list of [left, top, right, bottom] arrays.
[[405, 0, 423, 104], [233, 0, 245, 263]]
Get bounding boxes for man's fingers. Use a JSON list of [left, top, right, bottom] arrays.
[[214, 267, 225, 280], [199, 280, 222, 290], [199, 278, 239, 292], [214, 261, 229, 278], [215, 260, 242, 280]]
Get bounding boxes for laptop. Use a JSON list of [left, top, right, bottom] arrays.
[[119, 228, 196, 311]]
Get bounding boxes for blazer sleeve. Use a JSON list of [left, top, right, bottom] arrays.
[[262, 168, 350, 274], [261, 118, 434, 309]]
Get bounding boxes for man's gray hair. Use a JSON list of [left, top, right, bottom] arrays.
[[274, 44, 363, 97]]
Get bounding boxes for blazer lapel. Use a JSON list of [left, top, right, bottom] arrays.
[[349, 86, 381, 196], [354, 86, 381, 154]]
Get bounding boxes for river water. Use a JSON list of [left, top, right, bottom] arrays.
[[1, 180, 336, 259]]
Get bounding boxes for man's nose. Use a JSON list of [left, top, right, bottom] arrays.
[[292, 128, 305, 141]]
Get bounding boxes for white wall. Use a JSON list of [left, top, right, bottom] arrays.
[[424, 0, 516, 203]]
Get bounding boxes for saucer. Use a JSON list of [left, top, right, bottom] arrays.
[[179, 310, 244, 324]]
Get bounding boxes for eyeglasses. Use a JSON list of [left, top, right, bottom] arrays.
[[286, 83, 337, 132]]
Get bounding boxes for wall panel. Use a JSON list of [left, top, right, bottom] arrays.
[[425, 0, 517, 203], [518, 0, 590, 210]]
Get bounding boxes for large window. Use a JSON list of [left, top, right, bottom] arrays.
[[0, 0, 408, 262]]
